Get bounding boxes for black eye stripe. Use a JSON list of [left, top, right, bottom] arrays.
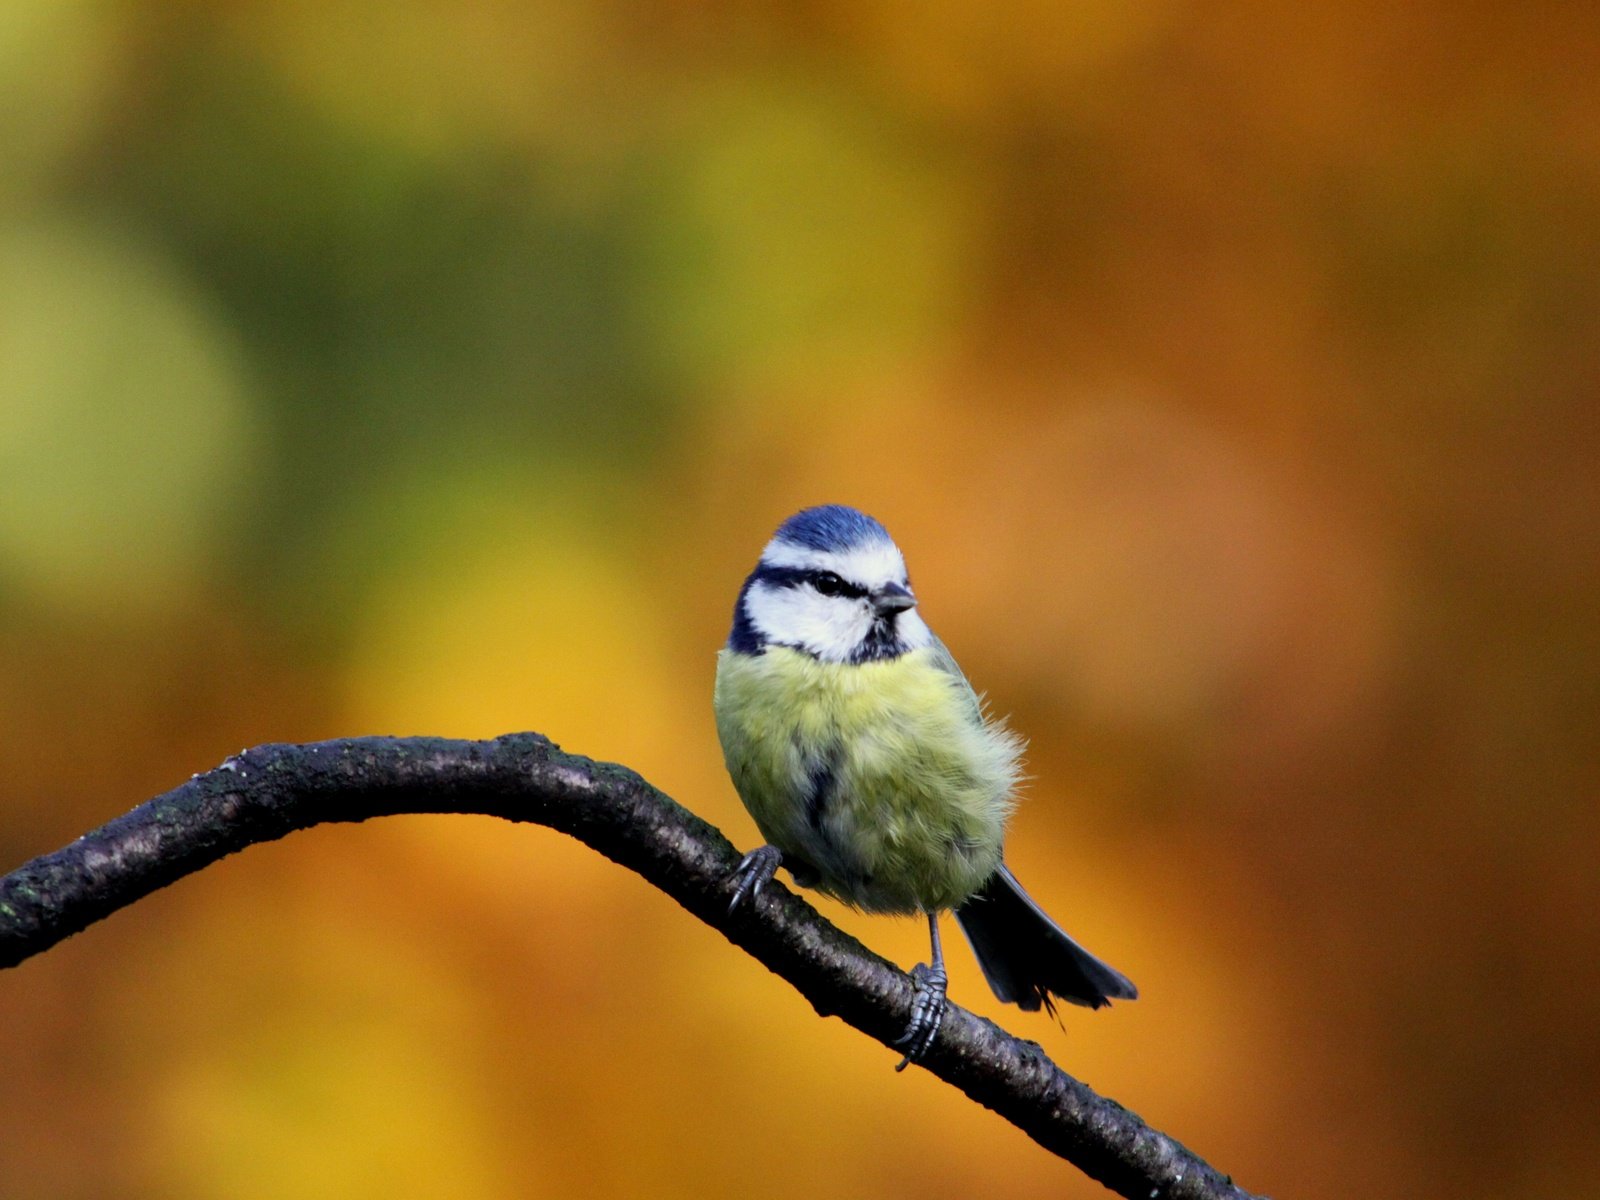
[[809, 570, 867, 599], [753, 565, 868, 599]]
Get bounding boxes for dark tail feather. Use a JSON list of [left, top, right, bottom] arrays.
[[954, 865, 1138, 1013]]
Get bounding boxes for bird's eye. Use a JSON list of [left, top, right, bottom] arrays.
[[811, 572, 847, 597]]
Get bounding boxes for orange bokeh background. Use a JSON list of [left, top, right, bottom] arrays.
[[3, 4, 1597, 1197]]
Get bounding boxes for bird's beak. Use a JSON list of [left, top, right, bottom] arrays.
[[873, 582, 916, 615]]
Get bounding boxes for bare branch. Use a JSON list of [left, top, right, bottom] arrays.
[[0, 734, 1263, 1200]]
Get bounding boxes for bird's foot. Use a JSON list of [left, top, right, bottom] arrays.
[[893, 960, 949, 1071], [727, 845, 783, 914]]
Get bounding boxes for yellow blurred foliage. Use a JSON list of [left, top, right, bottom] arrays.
[[1, 4, 1597, 1199], [141, 918, 517, 1200], [228, 0, 612, 159], [629, 78, 977, 389], [0, 0, 116, 206], [0, 217, 258, 616]]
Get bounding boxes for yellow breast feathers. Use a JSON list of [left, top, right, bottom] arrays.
[[713, 645, 1022, 913]]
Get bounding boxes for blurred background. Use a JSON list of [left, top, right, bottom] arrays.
[[2, 2, 1597, 1197]]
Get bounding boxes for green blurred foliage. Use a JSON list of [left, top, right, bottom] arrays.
[[2, 2, 1597, 1198]]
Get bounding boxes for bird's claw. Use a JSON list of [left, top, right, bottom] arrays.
[[893, 960, 949, 1071], [727, 845, 783, 914]]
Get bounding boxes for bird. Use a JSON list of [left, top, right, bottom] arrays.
[[714, 504, 1136, 1069]]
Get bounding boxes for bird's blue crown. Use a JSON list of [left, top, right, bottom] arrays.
[[772, 505, 890, 553]]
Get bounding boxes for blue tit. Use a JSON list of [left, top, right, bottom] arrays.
[[715, 504, 1136, 1067]]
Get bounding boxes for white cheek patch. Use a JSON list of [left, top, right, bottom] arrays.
[[744, 581, 874, 663], [760, 536, 908, 591], [895, 610, 934, 650]]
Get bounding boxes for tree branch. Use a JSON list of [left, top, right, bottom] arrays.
[[0, 734, 1262, 1200]]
